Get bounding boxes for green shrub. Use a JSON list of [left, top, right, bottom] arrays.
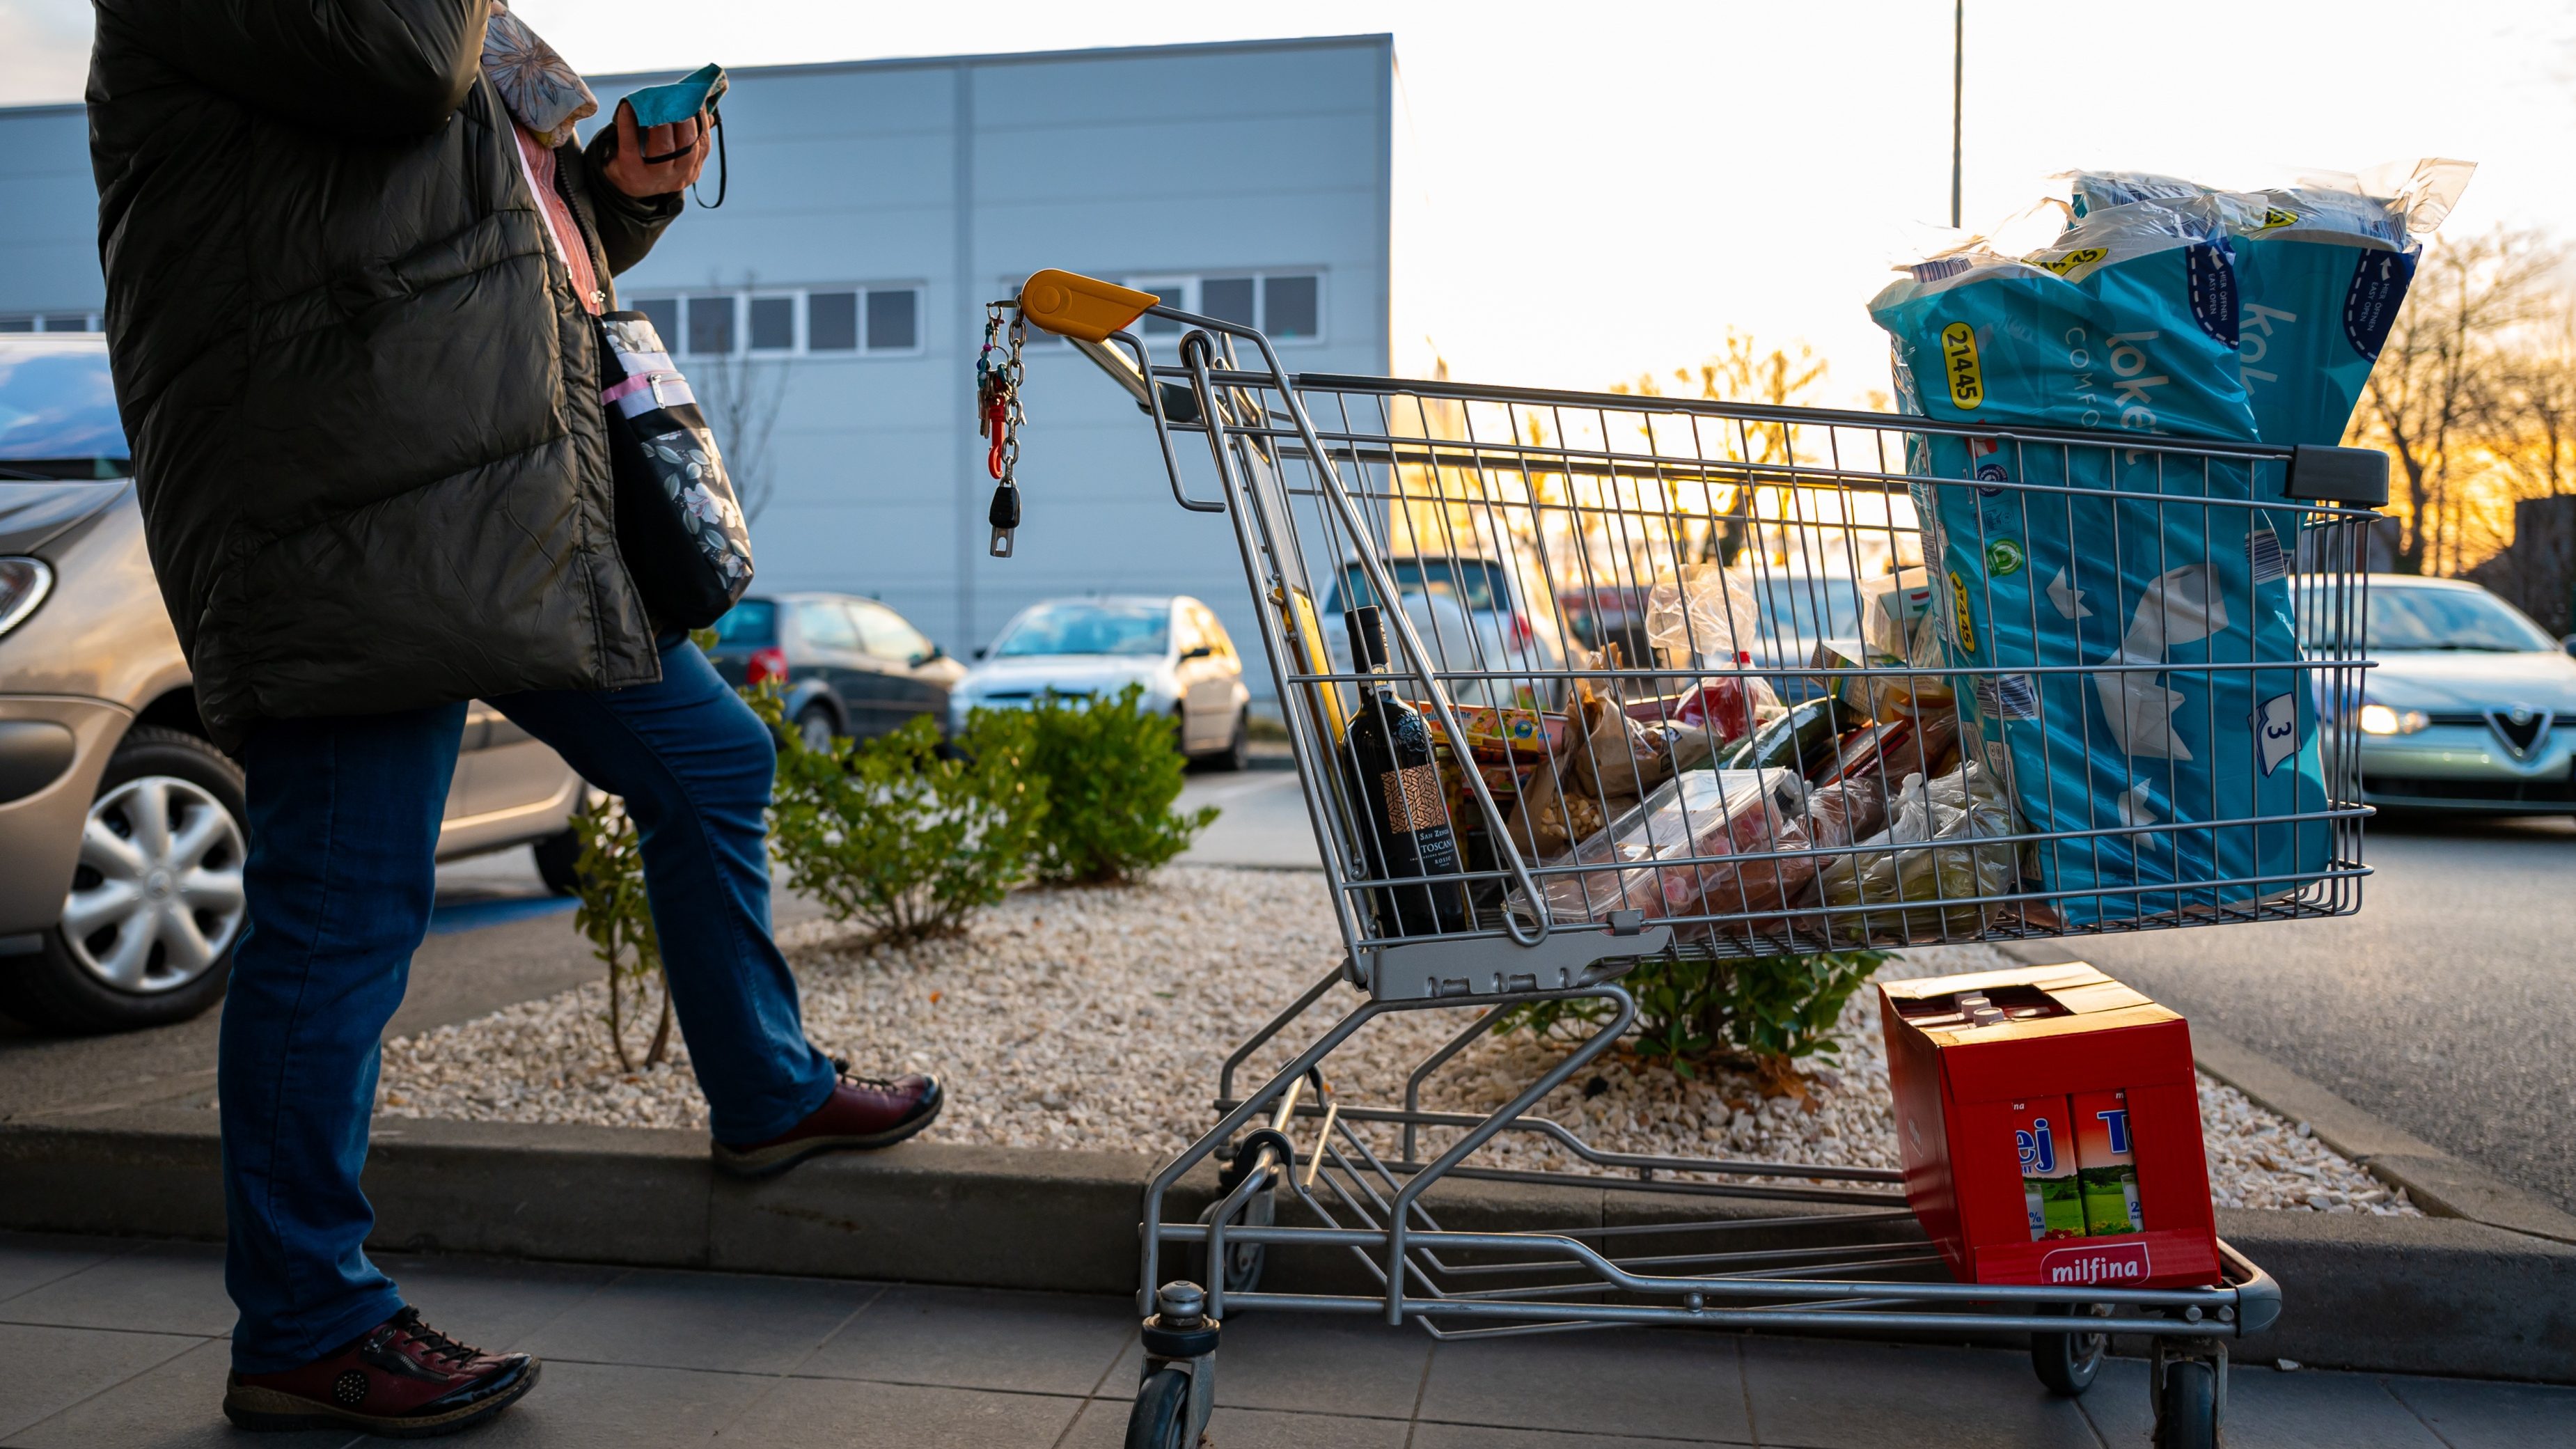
[[1500, 949, 1885, 1088], [569, 797, 674, 1070], [764, 702, 1049, 943], [1024, 683, 1217, 885]]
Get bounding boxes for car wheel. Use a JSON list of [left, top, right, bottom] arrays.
[[795, 703, 838, 755], [0, 726, 246, 1035], [531, 827, 586, 897]]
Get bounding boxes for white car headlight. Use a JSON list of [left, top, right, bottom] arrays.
[[0, 557, 52, 639], [2357, 703, 2427, 736]]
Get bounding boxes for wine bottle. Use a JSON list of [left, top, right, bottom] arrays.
[[1340, 606, 1469, 935]]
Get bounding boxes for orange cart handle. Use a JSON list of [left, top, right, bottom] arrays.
[[1016, 269, 1159, 343]]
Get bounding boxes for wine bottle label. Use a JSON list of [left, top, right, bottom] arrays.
[[1380, 762, 1445, 833]]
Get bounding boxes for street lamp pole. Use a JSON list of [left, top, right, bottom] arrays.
[[1951, 0, 1963, 229]]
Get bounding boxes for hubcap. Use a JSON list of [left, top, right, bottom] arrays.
[[60, 774, 247, 994]]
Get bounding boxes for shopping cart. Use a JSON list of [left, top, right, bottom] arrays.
[[990, 270, 2387, 1449]]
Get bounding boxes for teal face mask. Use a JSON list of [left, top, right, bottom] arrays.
[[616, 65, 729, 206], [624, 64, 727, 131]]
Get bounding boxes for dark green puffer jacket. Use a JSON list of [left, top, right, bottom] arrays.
[[86, 0, 679, 749]]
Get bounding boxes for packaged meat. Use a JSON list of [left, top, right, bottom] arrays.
[[1524, 768, 1806, 926]]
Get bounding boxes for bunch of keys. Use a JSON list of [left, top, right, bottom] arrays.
[[976, 303, 1026, 558]]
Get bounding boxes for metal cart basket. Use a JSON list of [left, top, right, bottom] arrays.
[[994, 270, 2387, 1449]]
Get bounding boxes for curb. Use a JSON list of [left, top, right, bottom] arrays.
[[3, 1104, 2570, 1381], [1992, 943, 2576, 1248]]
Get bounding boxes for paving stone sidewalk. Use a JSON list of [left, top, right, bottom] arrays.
[[2, 1232, 2565, 1448]]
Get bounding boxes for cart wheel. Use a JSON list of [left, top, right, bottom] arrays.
[[1189, 1196, 1269, 1297], [1126, 1366, 1197, 1449], [2151, 1358, 2217, 1449], [2029, 1302, 2110, 1396]]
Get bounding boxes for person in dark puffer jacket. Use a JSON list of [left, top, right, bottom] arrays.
[[86, 3, 942, 1436]]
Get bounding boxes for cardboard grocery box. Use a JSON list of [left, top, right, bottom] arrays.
[[1878, 962, 2219, 1290]]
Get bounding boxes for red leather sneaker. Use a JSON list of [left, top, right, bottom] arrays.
[[711, 1067, 943, 1177], [222, 1308, 537, 1437]]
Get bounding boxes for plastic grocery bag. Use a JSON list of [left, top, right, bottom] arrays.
[[1623, 675, 1783, 746], [1646, 564, 1764, 666], [1810, 762, 2018, 943], [1869, 204, 2330, 925], [2063, 159, 2474, 447]]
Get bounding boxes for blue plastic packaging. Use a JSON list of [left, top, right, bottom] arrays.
[[1867, 205, 2330, 926], [2063, 161, 2474, 448]]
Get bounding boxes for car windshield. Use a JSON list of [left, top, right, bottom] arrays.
[[709, 599, 778, 646], [993, 602, 1170, 657], [2366, 586, 2555, 652], [0, 343, 130, 479], [1332, 558, 1507, 614]]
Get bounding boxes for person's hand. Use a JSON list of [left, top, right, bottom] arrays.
[[599, 100, 710, 198]]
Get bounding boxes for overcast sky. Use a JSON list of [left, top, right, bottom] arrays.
[[7, 1, 2572, 401]]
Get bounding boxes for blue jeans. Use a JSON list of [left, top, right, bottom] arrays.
[[219, 635, 836, 1372]]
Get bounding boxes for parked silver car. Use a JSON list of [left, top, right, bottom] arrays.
[[0, 335, 590, 1033], [950, 595, 1252, 768], [2343, 575, 2576, 816]]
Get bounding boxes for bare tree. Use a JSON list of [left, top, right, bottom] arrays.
[[693, 352, 792, 525], [1614, 332, 1830, 566], [2490, 298, 2576, 504], [2350, 229, 2561, 574]]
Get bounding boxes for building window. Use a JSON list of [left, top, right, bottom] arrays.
[[686, 296, 735, 356], [627, 285, 925, 358], [808, 292, 858, 351], [0, 310, 102, 333], [1264, 275, 1319, 338], [1118, 271, 1324, 344], [748, 295, 796, 352], [865, 289, 918, 352], [1200, 276, 1256, 328]]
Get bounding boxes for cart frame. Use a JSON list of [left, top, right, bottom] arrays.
[[1004, 274, 2380, 1449]]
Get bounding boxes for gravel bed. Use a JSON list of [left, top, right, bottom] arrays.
[[378, 867, 2413, 1216]]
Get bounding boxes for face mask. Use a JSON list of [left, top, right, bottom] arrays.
[[613, 65, 732, 207]]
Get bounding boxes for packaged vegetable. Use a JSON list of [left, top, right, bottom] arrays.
[[1720, 695, 1858, 776], [1810, 761, 2019, 944]]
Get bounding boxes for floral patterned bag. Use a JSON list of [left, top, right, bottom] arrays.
[[595, 312, 755, 627]]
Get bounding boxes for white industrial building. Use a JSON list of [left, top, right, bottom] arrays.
[[0, 35, 1396, 673]]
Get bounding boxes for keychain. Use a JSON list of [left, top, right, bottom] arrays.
[[976, 303, 1028, 558]]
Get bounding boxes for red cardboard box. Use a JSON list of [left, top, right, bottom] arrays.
[[1878, 962, 2220, 1290]]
